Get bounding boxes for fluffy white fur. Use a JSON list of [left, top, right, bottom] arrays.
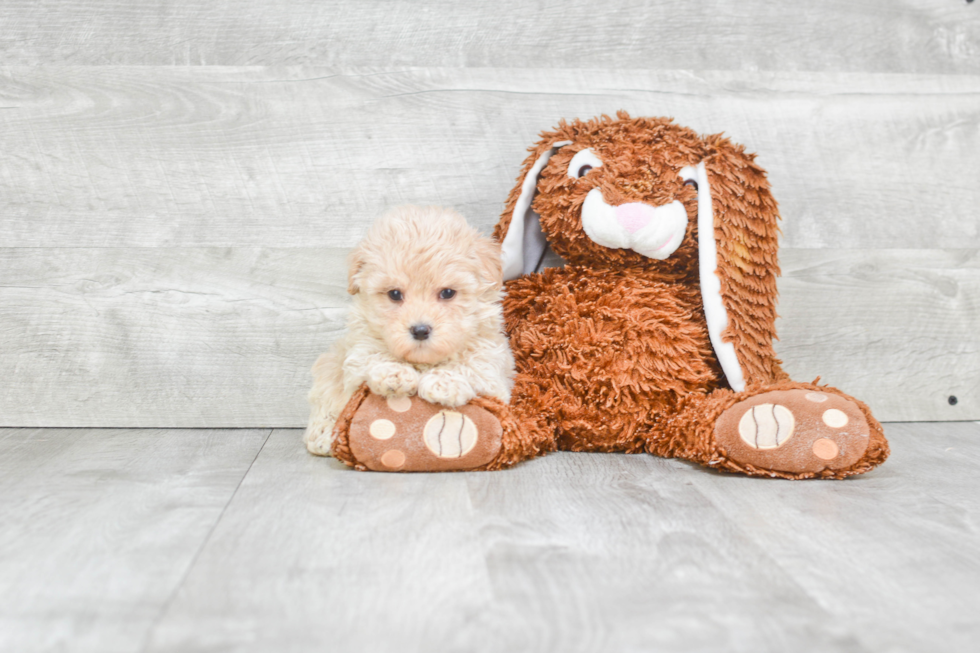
[[304, 205, 515, 456]]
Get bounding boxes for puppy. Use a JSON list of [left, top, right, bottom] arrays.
[[303, 205, 515, 456]]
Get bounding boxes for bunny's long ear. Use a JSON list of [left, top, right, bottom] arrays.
[[680, 161, 747, 393], [495, 140, 572, 280], [700, 134, 784, 391]]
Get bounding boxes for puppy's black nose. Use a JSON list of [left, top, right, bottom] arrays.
[[410, 324, 432, 341]]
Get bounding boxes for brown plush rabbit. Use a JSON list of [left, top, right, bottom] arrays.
[[333, 111, 888, 478], [492, 112, 888, 479]]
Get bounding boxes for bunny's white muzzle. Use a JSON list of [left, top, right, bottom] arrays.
[[580, 189, 688, 260]]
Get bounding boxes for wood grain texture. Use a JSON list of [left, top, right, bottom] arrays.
[[1, 67, 977, 250], [1, 247, 974, 427], [0, 247, 348, 428], [685, 421, 980, 653], [774, 249, 979, 423], [0, 427, 271, 653], [140, 424, 980, 653], [0, 1, 977, 73]]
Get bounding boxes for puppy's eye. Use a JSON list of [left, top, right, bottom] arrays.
[[683, 179, 698, 192], [387, 289, 403, 302], [439, 288, 456, 300], [567, 148, 603, 179]]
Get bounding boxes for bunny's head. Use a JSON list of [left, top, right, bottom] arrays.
[[494, 112, 786, 390]]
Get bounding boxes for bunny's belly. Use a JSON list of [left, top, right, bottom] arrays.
[[504, 266, 723, 452]]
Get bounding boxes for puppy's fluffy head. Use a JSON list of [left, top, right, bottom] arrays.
[[348, 206, 503, 366]]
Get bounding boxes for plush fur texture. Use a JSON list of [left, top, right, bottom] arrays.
[[304, 205, 516, 456], [493, 112, 889, 479]]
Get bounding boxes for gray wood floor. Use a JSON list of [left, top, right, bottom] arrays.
[[2, 423, 978, 653]]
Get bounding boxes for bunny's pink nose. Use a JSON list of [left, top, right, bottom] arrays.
[[615, 203, 655, 234]]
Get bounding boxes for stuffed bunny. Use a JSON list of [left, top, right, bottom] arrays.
[[332, 111, 888, 478], [493, 112, 888, 479]]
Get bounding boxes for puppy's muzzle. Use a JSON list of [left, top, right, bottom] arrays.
[[410, 324, 432, 341]]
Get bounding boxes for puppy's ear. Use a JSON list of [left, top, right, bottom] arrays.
[[347, 247, 366, 295], [494, 137, 572, 281], [471, 237, 503, 292]]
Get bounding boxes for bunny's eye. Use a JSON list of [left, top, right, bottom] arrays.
[[567, 148, 603, 179], [678, 166, 700, 194]]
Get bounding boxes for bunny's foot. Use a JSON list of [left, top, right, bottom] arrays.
[[330, 389, 504, 472], [651, 381, 889, 479], [714, 388, 873, 476]]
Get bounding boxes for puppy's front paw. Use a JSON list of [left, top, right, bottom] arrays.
[[304, 419, 337, 457], [418, 370, 476, 408], [367, 363, 420, 397]]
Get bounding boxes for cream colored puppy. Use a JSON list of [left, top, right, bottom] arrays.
[[304, 206, 515, 456]]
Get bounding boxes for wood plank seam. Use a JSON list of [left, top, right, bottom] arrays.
[[137, 428, 274, 652]]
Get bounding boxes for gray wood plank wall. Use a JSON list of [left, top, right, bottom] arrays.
[[1, 2, 977, 426], [2, 1, 978, 73]]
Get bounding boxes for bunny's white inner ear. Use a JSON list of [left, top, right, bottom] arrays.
[[691, 162, 746, 392], [501, 140, 572, 280]]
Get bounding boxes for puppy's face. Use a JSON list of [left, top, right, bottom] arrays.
[[349, 207, 503, 366]]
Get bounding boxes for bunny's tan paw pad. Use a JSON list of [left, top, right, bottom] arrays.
[[715, 390, 870, 475], [347, 393, 502, 472]]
